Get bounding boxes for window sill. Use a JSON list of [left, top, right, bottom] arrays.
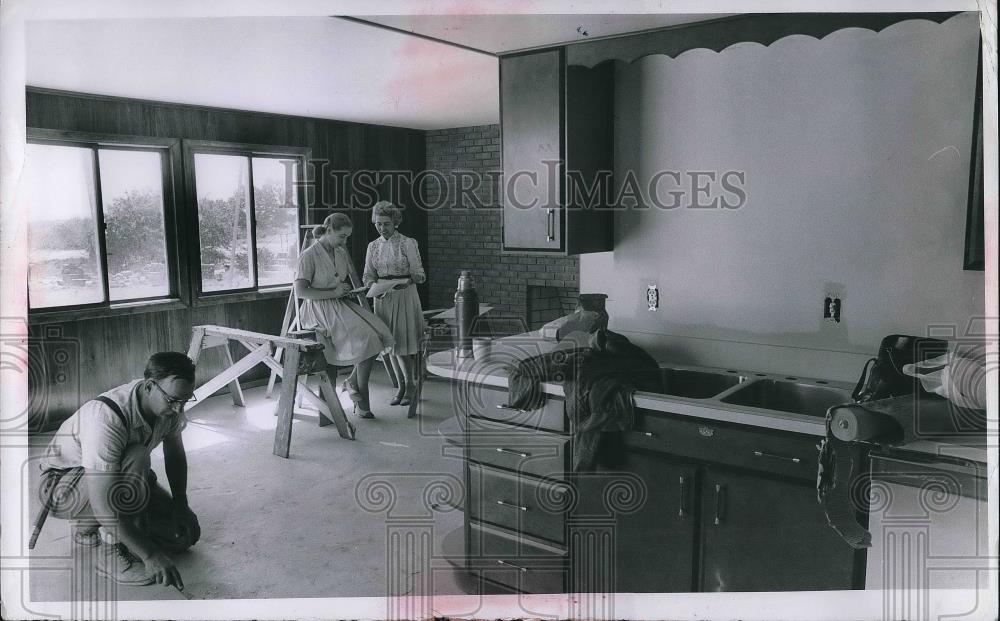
[[29, 298, 190, 325], [29, 287, 293, 324], [192, 287, 292, 308]]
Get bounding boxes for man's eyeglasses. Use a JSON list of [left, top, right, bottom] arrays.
[[150, 381, 197, 409]]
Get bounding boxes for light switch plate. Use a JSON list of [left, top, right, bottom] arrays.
[[647, 285, 659, 311]]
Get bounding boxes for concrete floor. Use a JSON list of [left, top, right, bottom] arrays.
[[27, 370, 489, 603]]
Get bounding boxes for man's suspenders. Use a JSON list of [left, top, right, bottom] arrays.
[[94, 395, 129, 431]]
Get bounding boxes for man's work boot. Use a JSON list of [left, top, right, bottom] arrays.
[[95, 542, 155, 586], [72, 523, 101, 547]]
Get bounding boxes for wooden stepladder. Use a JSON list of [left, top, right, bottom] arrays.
[[266, 227, 399, 399], [186, 324, 356, 459]]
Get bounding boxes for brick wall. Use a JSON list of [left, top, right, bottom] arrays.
[[425, 125, 579, 334]]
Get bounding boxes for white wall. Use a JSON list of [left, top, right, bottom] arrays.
[[580, 12, 982, 382]]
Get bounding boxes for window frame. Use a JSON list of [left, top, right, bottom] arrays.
[[182, 140, 310, 306], [26, 128, 187, 324]]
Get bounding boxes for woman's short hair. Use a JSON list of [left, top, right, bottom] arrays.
[[145, 352, 196, 383], [371, 201, 402, 225], [312, 212, 353, 238]]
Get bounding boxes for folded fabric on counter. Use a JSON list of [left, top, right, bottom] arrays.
[[817, 395, 986, 548], [507, 329, 661, 471]]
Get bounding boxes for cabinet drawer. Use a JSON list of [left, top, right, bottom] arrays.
[[468, 521, 567, 593], [467, 418, 568, 480], [469, 463, 569, 544], [469, 385, 566, 432], [625, 411, 821, 481]]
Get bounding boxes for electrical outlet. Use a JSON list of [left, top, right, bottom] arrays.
[[823, 295, 842, 323], [822, 283, 845, 325], [647, 285, 659, 311]]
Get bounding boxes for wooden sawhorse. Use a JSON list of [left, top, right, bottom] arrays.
[[185, 324, 356, 458]]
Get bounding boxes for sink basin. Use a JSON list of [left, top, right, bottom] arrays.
[[719, 379, 851, 417], [657, 368, 746, 399]]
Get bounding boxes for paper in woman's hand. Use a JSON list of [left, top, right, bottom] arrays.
[[366, 279, 408, 298]]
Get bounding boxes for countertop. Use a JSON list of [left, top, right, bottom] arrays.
[[426, 331, 989, 464]]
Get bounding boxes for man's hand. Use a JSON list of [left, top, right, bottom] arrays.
[[144, 550, 184, 590], [173, 504, 201, 545]]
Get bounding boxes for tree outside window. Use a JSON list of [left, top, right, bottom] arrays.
[[193, 149, 302, 294], [25, 142, 171, 310]]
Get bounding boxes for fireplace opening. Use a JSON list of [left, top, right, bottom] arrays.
[[526, 285, 577, 331]]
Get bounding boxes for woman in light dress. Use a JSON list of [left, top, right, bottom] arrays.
[[294, 213, 393, 418], [363, 201, 426, 409]]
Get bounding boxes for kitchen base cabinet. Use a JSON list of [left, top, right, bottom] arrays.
[[469, 463, 570, 544], [464, 389, 571, 594], [699, 468, 860, 592], [468, 519, 568, 594], [866, 451, 989, 591], [461, 393, 864, 594], [585, 452, 698, 593]]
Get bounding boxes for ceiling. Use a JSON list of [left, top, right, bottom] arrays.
[[24, 2, 972, 130], [350, 14, 729, 55], [25, 12, 730, 130], [26, 17, 500, 130]]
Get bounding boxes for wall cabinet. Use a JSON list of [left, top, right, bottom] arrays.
[[499, 49, 614, 254]]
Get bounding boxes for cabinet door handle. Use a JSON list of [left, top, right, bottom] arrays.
[[497, 403, 529, 413], [753, 450, 801, 464], [497, 559, 529, 572], [678, 475, 689, 517], [714, 483, 725, 525], [496, 447, 530, 458], [546, 209, 555, 241], [496, 499, 529, 512]]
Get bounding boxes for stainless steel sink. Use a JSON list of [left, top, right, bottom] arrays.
[[719, 379, 851, 417], [657, 368, 746, 399]]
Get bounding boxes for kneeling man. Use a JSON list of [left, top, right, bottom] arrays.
[[37, 352, 200, 588]]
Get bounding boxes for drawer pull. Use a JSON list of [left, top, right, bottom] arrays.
[[496, 447, 530, 458], [642, 431, 656, 438], [753, 450, 801, 464], [497, 559, 529, 572], [714, 483, 725, 525], [678, 475, 689, 517], [496, 499, 529, 512], [496, 404, 529, 413]]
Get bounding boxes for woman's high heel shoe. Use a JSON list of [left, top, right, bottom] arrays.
[[398, 384, 415, 408], [354, 404, 375, 419], [341, 379, 362, 404], [390, 386, 406, 406]]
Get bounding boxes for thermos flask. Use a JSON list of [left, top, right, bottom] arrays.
[[454, 271, 479, 358]]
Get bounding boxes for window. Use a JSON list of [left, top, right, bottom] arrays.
[[24, 133, 178, 312], [187, 142, 305, 296]]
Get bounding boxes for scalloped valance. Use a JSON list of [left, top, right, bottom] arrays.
[[564, 12, 962, 68]]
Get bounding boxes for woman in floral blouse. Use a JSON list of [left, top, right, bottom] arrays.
[[363, 201, 426, 410]]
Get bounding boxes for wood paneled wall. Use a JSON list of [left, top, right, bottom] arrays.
[[26, 88, 427, 430]]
